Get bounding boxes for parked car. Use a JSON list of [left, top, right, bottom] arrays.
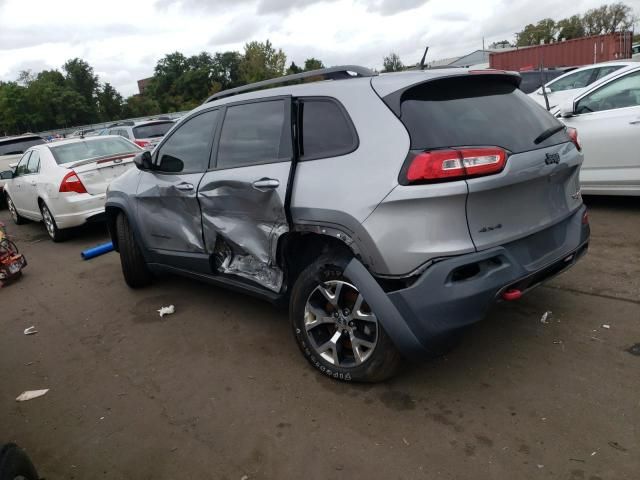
[[632, 43, 640, 61], [0, 135, 46, 208], [529, 61, 635, 110], [2, 136, 141, 241], [69, 128, 96, 138], [517, 67, 575, 94], [103, 119, 175, 150], [558, 64, 640, 195], [106, 66, 589, 382]]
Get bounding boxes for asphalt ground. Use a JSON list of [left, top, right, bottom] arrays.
[[1, 196, 638, 480]]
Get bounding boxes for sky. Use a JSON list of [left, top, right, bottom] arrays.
[[0, 0, 636, 97]]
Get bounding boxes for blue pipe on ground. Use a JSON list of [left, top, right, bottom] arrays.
[[81, 242, 114, 260]]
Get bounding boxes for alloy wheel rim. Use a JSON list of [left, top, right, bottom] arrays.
[[7, 197, 17, 222], [42, 206, 55, 237], [304, 280, 379, 368]]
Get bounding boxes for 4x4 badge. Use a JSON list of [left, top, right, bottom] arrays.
[[545, 153, 560, 165]]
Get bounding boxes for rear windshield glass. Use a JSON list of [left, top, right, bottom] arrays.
[[0, 137, 45, 156], [398, 76, 569, 153], [50, 137, 140, 165], [133, 122, 174, 139]]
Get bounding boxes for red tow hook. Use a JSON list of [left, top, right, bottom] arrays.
[[502, 289, 522, 301]]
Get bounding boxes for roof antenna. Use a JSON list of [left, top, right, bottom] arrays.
[[419, 46, 429, 70]]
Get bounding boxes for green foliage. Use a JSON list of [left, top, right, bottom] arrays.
[[515, 2, 637, 46], [304, 58, 324, 71], [382, 53, 404, 72], [239, 40, 287, 84]]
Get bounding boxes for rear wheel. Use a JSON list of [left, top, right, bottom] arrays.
[[40, 202, 68, 242], [6, 195, 27, 225], [116, 212, 152, 288], [290, 254, 402, 382]]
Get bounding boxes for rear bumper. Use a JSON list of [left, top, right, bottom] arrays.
[[49, 193, 106, 229], [345, 205, 590, 359]]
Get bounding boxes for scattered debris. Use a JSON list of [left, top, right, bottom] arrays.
[[81, 242, 114, 260], [569, 458, 586, 463], [590, 336, 604, 343], [608, 441, 627, 452], [537, 464, 544, 469], [402, 437, 410, 446], [100, 416, 105, 420], [601, 324, 610, 329], [591, 451, 597, 456], [626, 344, 640, 356], [16, 389, 49, 402], [540, 311, 552, 324], [553, 340, 563, 344], [25, 362, 34, 366], [158, 305, 175, 318], [23, 326, 38, 335], [240, 475, 249, 480]]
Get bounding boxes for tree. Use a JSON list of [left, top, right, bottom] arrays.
[[123, 94, 161, 118], [97, 83, 123, 122], [211, 51, 242, 90], [303, 58, 324, 71], [287, 62, 303, 75], [489, 40, 513, 49], [239, 40, 287, 84], [382, 53, 404, 72], [557, 15, 585, 40], [63, 59, 98, 103], [516, 18, 558, 46]]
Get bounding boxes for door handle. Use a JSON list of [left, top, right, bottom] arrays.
[[175, 182, 194, 191], [252, 178, 280, 190], [629, 119, 640, 125]]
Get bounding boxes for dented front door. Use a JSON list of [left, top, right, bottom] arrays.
[[198, 97, 293, 292]]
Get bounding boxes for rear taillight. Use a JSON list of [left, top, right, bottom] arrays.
[[134, 139, 150, 148], [566, 127, 581, 152], [403, 147, 507, 184], [59, 171, 87, 194]]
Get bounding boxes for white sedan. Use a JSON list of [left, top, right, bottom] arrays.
[[529, 61, 635, 111], [558, 64, 640, 196], [2, 136, 141, 241]]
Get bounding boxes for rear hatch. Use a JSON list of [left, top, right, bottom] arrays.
[[133, 121, 174, 150], [383, 73, 583, 253]]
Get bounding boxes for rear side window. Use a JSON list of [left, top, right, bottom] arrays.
[[397, 76, 569, 154], [217, 100, 291, 169], [157, 110, 219, 173], [0, 137, 45, 156], [133, 122, 174, 139], [299, 98, 357, 160], [548, 69, 595, 92]]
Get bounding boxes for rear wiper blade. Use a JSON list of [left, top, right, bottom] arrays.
[[534, 125, 565, 145]]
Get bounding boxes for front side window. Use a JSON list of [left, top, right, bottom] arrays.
[[217, 100, 290, 169], [27, 151, 40, 174], [300, 99, 357, 160], [14, 152, 32, 176], [157, 110, 219, 173], [548, 69, 594, 92], [576, 71, 640, 113]]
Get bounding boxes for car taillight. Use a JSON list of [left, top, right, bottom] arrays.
[[566, 127, 581, 152], [59, 171, 87, 194], [403, 147, 507, 184], [134, 139, 150, 148]]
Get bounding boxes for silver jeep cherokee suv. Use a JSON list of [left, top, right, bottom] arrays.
[[106, 66, 590, 382]]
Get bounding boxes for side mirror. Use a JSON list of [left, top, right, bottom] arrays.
[[133, 151, 154, 171], [0, 170, 13, 180], [559, 100, 575, 118]]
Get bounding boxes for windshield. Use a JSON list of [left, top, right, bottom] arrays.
[[133, 122, 174, 139], [0, 137, 45, 156], [50, 137, 140, 165], [397, 76, 569, 153]]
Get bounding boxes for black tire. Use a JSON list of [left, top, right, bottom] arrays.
[[5, 195, 27, 225], [39, 202, 68, 242], [290, 254, 402, 383], [0, 443, 39, 480], [116, 212, 152, 288]]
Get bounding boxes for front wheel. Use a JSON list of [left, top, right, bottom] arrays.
[[40, 202, 68, 242], [290, 255, 402, 382], [116, 212, 152, 288]]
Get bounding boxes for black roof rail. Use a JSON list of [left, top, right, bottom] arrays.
[[204, 65, 377, 103], [107, 121, 135, 127]]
